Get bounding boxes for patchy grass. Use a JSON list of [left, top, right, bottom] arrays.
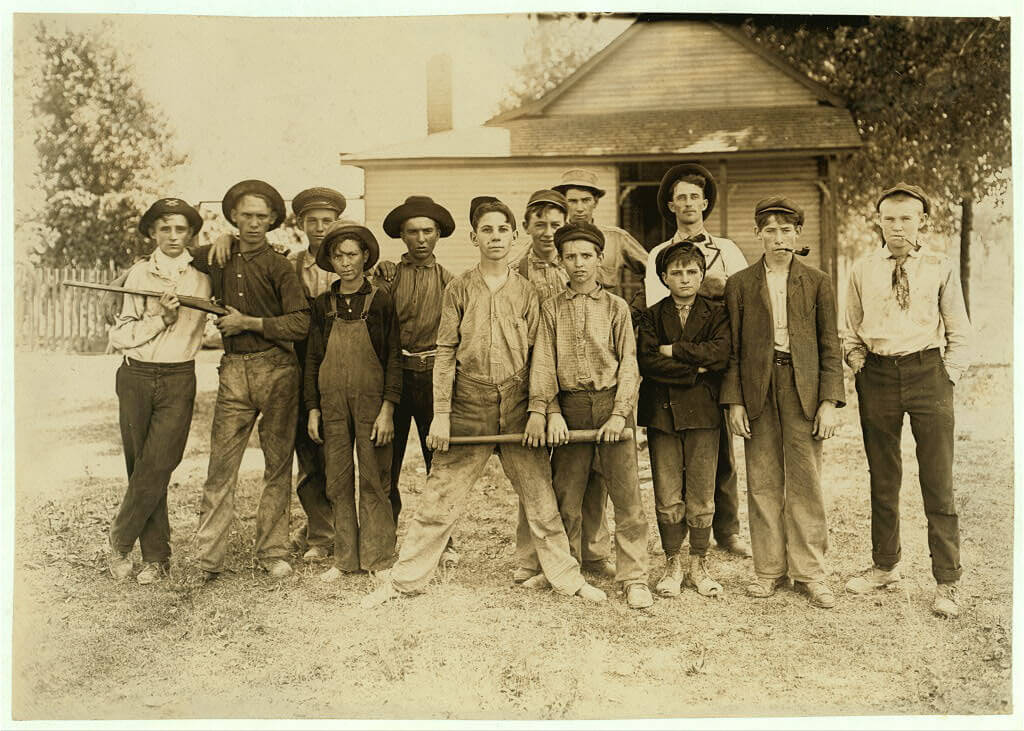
[[11, 350, 1014, 720]]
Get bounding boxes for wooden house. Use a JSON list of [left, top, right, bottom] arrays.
[[340, 16, 862, 291]]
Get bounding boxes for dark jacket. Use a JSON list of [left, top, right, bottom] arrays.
[[637, 295, 730, 432], [720, 256, 845, 421], [303, 280, 402, 411]]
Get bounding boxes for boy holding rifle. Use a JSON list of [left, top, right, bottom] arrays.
[[361, 198, 603, 607], [106, 198, 210, 584]]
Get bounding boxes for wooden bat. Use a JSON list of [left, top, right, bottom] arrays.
[[448, 428, 634, 445]]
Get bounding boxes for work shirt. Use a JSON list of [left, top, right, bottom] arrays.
[[109, 250, 212, 363], [374, 253, 454, 354], [843, 243, 973, 382], [433, 267, 540, 413], [598, 225, 648, 296], [192, 240, 310, 354], [529, 284, 639, 420], [764, 260, 791, 353], [303, 279, 402, 411], [644, 230, 748, 306], [512, 249, 569, 306], [289, 248, 338, 301]]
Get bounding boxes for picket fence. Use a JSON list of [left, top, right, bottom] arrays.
[[14, 263, 120, 352]]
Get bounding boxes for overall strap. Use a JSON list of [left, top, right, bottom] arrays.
[[360, 285, 377, 319]]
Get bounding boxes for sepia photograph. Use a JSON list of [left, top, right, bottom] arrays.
[[3, 2, 1019, 726]]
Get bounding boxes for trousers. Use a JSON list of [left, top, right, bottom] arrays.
[[390, 370, 585, 595], [195, 348, 298, 572], [855, 349, 961, 583], [111, 358, 196, 563], [648, 425, 719, 557]]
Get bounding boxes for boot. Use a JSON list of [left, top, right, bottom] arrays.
[[685, 555, 723, 598], [655, 554, 684, 597]]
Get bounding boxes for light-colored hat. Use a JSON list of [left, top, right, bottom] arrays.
[[552, 169, 606, 199]]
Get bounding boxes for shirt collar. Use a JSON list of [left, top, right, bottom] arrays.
[[527, 249, 559, 266], [235, 239, 270, 260], [763, 257, 793, 275], [148, 247, 193, 279], [330, 277, 371, 295], [886, 243, 922, 260], [400, 252, 437, 269], [672, 229, 708, 244], [301, 248, 319, 268], [565, 282, 604, 301]]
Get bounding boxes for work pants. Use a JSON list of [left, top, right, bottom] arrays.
[[390, 366, 434, 522], [390, 370, 585, 596], [196, 348, 297, 573], [648, 425, 719, 557], [294, 408, 333, 550], [745, 361, 828, 583], [713, 419, 741, 542], [855, 349, 961, 583], [111, 358, 196, 563]]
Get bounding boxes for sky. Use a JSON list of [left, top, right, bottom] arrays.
[[11, 12, 629, 257]]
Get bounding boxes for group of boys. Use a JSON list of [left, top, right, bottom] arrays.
[[106, 161, 971, 619]]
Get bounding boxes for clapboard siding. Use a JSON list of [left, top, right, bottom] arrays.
[[727, 181, 822, 270], [545, 22, 821, 116], [363, 163, 618, 275]]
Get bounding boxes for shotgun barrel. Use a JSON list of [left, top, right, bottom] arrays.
[[62, 280, 229, 316], [448, 428, 633, 446]]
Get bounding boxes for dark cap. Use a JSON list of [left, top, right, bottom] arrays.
[[754, 196, 805, 226], [222, 179, 286, 231], [292, 187, 347, 218], [657, 162, 717, 223], [876, 183, 931, 214], [383, 195, 456, 239], [656, 240, 707, 278], [470, 197, 516, 230], [525, 189, 568, 215], [553, 221, 605, 253], [138, 198, 203, 238], [316, 219, 380, 272]]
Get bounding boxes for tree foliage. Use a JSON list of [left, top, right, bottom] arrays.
[[740, 16, 1011, 237], [30, 22, 188, 267], [498, 14, 611, 114]]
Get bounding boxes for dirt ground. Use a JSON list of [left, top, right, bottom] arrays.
[[9, 347, 1015, 721]]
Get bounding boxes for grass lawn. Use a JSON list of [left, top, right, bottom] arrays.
[[11, 349, 1014, 720]]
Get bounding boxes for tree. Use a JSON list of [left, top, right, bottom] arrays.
[[740, 16, 1011, 314], [29, 21, 187, 268], [498, 14, 611, 113]]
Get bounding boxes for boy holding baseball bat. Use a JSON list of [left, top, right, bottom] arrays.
[[528, 222, 653, 609], [361, 199, 603, 607]]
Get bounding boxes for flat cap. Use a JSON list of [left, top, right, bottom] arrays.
[[755, 196, 805, 226], [656, 239, 707, 278], [657, 162, 717, 223], [554, 221, 605, 253], [469, 195, 500, 224], [525, 189, 568, 214], [292, 187, 347, 218], [552, 169, 606, 199], [139, 197, 203, 238], [876, 183, 931, 214], [316, 219, 380, 272], [222, 179, 286, 231], [383, 195, 456, 239]]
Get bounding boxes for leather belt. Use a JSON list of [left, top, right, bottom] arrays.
[[773, 350, 792, 366]]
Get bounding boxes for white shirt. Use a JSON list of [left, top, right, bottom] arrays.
[[109, 250, 212, 362], [644, 230, 748, 307], [764, 259, 791, 353]]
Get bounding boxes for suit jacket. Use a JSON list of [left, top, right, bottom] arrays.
[[637, 295, 730, 432], [720, 257, 845, 421]]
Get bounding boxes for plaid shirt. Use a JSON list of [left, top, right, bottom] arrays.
[[529, 284, 639, 419], [513, 250, 569, 306], [433, 267, 540, 413]]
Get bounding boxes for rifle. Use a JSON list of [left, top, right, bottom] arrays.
[[62, 280, 229, 316]]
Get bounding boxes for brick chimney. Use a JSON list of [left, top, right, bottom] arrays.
[[426, 53, 453, 135]]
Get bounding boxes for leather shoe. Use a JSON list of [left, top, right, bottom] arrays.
[[582, 558, 616, 579], [575, 582, 607, 603], [745, 576, 787, 598], [303, 545, 332, 562], [932, 583, 961, 618], [260, 559, 293, 579], [626, 583, 654, 609], [845, 565, 900, 594], [718, 535, 752, 558], [796, 580, 835, 608]]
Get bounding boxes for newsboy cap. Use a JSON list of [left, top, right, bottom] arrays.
[[316, 219, 380, 272], [876, 183, 931, 215], [292, 187, 347, 218], [553, 221, 605, 253], [754, 196, 805, 227], [552, 169, 606, 199], [222, 179, 286, 231], [469, 196, 500, 224], [525, 189, 568, 215], [383, 196, 456, 239], [656, 239, 707, 278], [138, 198, 203, 238], [657, 162, 717, 223]]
